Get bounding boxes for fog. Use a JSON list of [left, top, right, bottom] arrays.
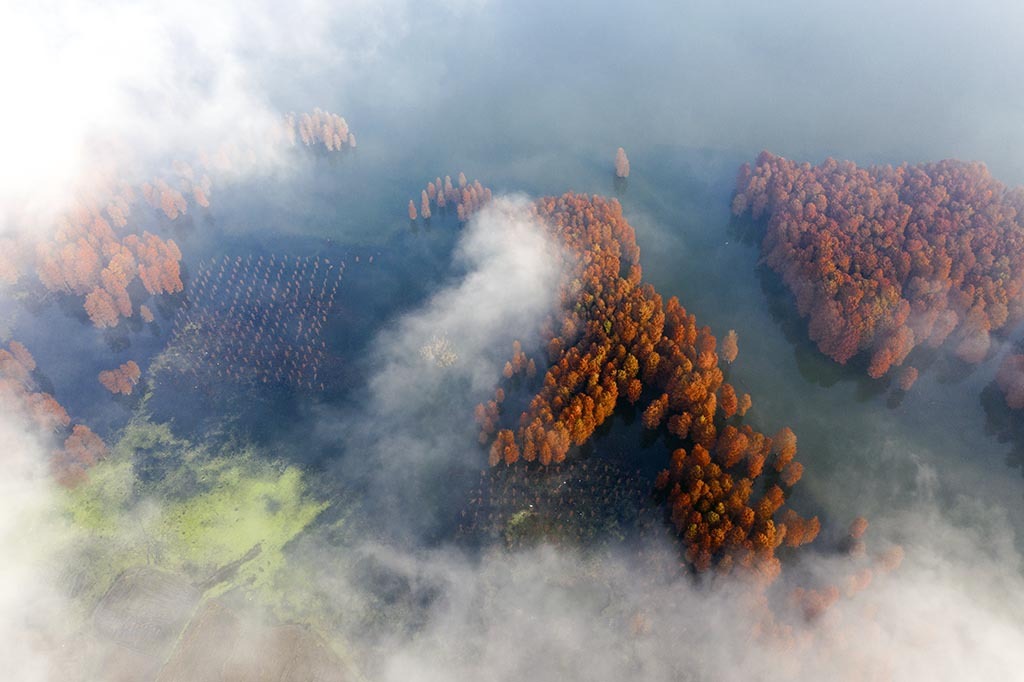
[[317, 196, 563, 538], [7, 0, 1024, 230], [2, 0, 1024, 680], [7, 200, 1024, 677], [0, 413, 80, 681]]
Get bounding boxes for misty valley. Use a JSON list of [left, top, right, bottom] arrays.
[[4, 3, 1024, 681]]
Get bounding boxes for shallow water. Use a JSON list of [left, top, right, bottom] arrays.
[[7, 0, 1024, 566]]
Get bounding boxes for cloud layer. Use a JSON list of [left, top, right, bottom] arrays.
[[320, 196, 562, 537]]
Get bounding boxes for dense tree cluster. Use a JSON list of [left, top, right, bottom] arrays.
[[169, 253, 342, 390], [30, 180, 187, 328], [99, 360, 142, 395], [476, 193, 813, 583], [0, 340, 69, 432], [733, 152, 1024, 380], [143, 178, 188, 220], [53, 424, 109, 487], [199, 108, 355, 176], [0, 340, 106, 485], [896, 365, 919, 391], [12, 107, 355, 327], [284, 108, 356, 151], [411, 172, 493, 223]]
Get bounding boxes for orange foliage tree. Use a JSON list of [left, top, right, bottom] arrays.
[[897, 366, 919, 391], [20, 107, 354, 330], [53, 425, 108, 487], [289, 109, 354, 152], [720, 329, 739, 363], [0, 340, 69, 433], [734, 152, 1024, 383], [411, 173, 493, 223], [98, 360, 142, 395], [0, 340, 105, 486], [474, 192, 819, 584], [33, 188, 185, 327], [615, 147, 630, 178]]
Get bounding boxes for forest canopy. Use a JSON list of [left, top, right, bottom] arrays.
[[733, 152, 1024, 381], [477, 193, 823, 584]]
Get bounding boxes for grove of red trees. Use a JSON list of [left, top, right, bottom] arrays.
[[720, 329, 739, 363], [26, 171, 190, 328], [411, 173, 493, 223], [12, 108, 355, 329], [52, 424, 109, 488], [0, 340, 69, 433], [98, 360, 142, 395], [36, 211, 185, 328], [476, 192, 816, 584], [0, 340, 106, 486], [285, 108, 356, 151], [733, 152, 1024, 381]]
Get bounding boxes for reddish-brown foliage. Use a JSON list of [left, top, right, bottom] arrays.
[[615, 147, 630, 178], [53, 424, 109, 487], [63, 424, 108, 466], [84, 287, 121, 328], [7, 341, 35, 373], [98, 360, 142, 395], [779, 508, 820, 548], [879, 545, 905, 572], [490, 429, 520, 466], [897, 366, 919, 391], [720, 329, 739, 363], [475, 192, 818, 583], [289, 109, 354, 152], [642, 394, 669, 429], [31, 182, 185, 328], [737, 393, 752, 416], [127, 232, 183, 295], [0, 341, 82, 445], [719, 383, 739, 418], [0, 353, 30, 385], [734, 152, 1024, 382], [420, 190, 432, 220], [849, 516, 869, 540], [21, 108, 351, 330], [791, 585, 840, 621], [411, 173, 493, 223]]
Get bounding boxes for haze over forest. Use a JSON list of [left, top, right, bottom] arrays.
[[2, 2, 1024, 681]]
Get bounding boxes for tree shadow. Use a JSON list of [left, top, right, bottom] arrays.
[[980, 382, 1024, 479]]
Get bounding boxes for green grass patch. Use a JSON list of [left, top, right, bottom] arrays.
[[62, 416, 327, 607]]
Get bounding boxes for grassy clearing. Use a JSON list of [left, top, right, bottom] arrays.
[[62, 417, 327, 607]]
